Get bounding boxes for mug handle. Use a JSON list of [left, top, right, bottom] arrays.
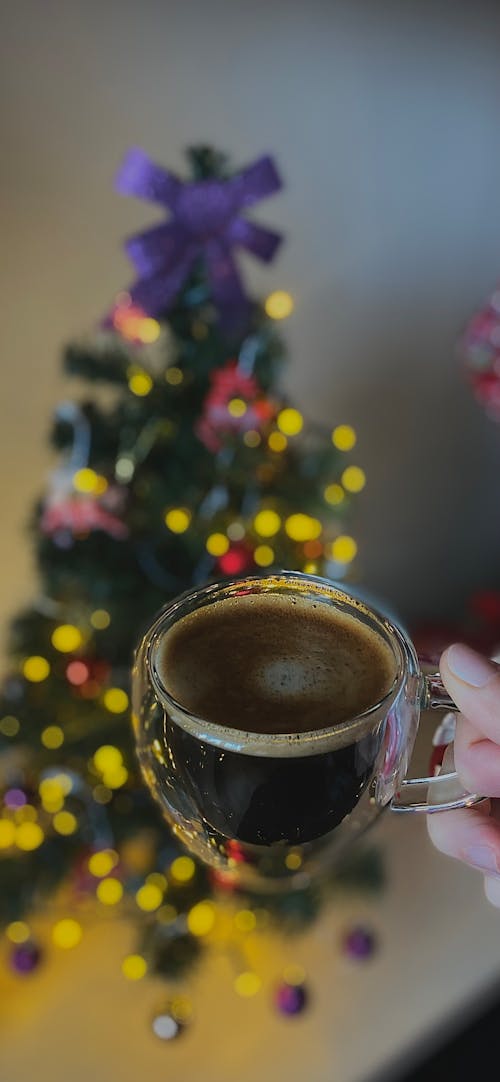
[[390, 671, 486, 813]]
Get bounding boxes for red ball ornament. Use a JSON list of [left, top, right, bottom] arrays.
[[217, 543, 253, 577]]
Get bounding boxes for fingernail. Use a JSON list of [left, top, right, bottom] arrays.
[[446, 644, 496, 688], [463, 845, 500, 873]]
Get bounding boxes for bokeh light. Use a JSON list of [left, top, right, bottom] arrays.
[[206, 533, 229, 557], [234, 971, 262, 997], [254, 545, 274, 567], [96, 877, 123, 905], [90, 609, 111, 630], [128, 369, 153, 397], [324, 483, 345, 506], [51, 624, 83, 653], [0, 715, 20, 737], [122, 954, 147, 980], [53, 811, 78, 836], [52, 919, 82, 949], [341, 466, 366, 493], [332, 424, 356, 451], [284, 514, 322, 542], [15, 822, 44, 851], [136, 883, 163, 911], [253, 510, 281, 538], [0, 820, 16, 849], [103, 689, 129, 714], [330, 536, 358, 563], [6, 921, 30, 944], [164, 508, 191, 533], [187, 901, 216, 937], [23, 656, 50, 682], [277, 408, 303, 436], [165, 366, 183, 386], [41, 725, 64, 749], [227, 398, 247, 418], [88, 849, 119, 878], [265, 290, 294, 320], [170, 856, 196, 884]]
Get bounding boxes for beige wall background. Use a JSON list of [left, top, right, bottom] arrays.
[[1, 0, 500, 635]]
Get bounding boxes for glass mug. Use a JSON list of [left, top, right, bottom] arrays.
[[132, 573, 483, 890]]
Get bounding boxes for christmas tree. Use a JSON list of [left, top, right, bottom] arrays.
[[0, 146, 373, 992]]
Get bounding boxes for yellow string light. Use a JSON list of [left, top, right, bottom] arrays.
[[90, 609, 111, 630], [0, 819, 16, 849], [128, 369, 153, 397], [15, 822, 44, 851], [187, 901, 216, 937], [136, 883, 163, 911], [302, 561, 318, 574], [284, 514, 322, 542], [0, 715, 20, 736], [254, 544, 274, 567], [170, 856, 196, 883], [88, 849, 119, 878], [243, 430, 261, 448], [341, 466, 366, 493], [330, 536, 358, 563], [41, 725, 64, 749], [53, 811, 78, 836], [164, 508, 191, 533], [122, 954, 147, 980], [6, 921, 30, 944], [157, 904, 178, 924], [264, 290, 294, 320], [285, 851, 303, 870], [268, 431, 288, 453], [146, 872, 168, 891], [39, 778, 65, 813], [103, 689, 129, 714], [234, 972, 262, 997], [51, 624, 83, 653], [14, 805, 37, 824], [206, 533, 229, 557], [277, 408, 303, 436], [73, 468, 103, 494], [96, 877, 123, 905], [253, 510, 281, 538], [104, 766, 129, 790], [227, 398, 247, 418], [94, 745, 123, 773], [52, 919, 82, 949], [23, 656, 50, 682], [332, 424, 356, 451], [233, 909, 257, 933], [165, 366, 183, 386], [324, 483, 345, 506], [139, 318, 160, 343]]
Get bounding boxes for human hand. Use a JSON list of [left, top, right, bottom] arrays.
[[427, 644, 500, 906]]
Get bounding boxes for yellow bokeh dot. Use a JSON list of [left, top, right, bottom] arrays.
[[234, 971, 262, 997], [96, 877, 123, 905], [14, 805, 37, 824], [94, 745, 123, 773], [254, 544, 275, 567], [0, 715, 20, 737], [103, 688, 129, 714], [128, 370, 153, 397], [93, 785, 112, 804], [23, 656, 50, 683], [264, 290, 294, 320], [285, 851, 303, 871], [330, 535, 358, 563], [170, 995, 193, 1023], [15, 822, 44, 851], [303, 562, 318, 574], [234, 909, 257, 933], [164, 508, 191, 534], [157, 904, 178, 924], [88, 849, 118, 878], [90, 609, 111, 630], [39, 779, 64, 813], [332, 424, 356, 451], [136, 884, 163, 912], [104, 766, 129, 790], [187, 901, 216, 937], [324, 483, 345, 506], [341, 466, 366, 493], [285, 514, 322, 542], [253, 510, 281, 538], [277, 408, 303, 437], [0, 819, 16, 849], [227, 398, 247, 418], [41, 725, 64, 750], [206, 533, 229, 557], [165, 366, 183, 386], [283, 964, 306, 986], [146, 872, 167, 891], [73, 468, 99, 494], [52, 919, 82, 950], [268, 431, 288, 453], [53, 811, 78, 836], [140, 318, 160, 343], [170, 856, 196, 884], [6, 921, 30, 944], [51, 624, 83, 653], [243, 430, 261, 448], [121, 954, 147, 980]]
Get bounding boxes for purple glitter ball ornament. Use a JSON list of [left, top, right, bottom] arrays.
[[343, 925, 377, 960], [275, 981, 308, 1016], [10, 942, 42, 974]]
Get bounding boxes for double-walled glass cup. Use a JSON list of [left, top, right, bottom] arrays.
[[132, 573, 483, 890]]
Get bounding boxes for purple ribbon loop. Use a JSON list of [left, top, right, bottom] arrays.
[[114, 148, 283, 325]]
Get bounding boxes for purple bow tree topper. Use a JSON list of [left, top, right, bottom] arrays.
[[114, 148, 283, 328]]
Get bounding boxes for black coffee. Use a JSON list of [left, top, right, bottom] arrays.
[[156, 593, 396, 846], [158, 592, 395, 733]]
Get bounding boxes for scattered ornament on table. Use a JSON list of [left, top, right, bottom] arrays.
[[342, 925, 377, 961], [9, 942, 42, 975], [274, 976, 308, 1016]]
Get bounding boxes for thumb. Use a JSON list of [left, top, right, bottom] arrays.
[[440, 645, 500, 744]]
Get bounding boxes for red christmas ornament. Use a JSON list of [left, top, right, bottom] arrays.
[[217, 542, 254, 577], [197, 360, 276, 451], [41, 492, 128, 541], [460, 284, 500, 419]]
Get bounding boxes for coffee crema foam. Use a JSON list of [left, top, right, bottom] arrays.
[[156, 592, 396, 735]]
